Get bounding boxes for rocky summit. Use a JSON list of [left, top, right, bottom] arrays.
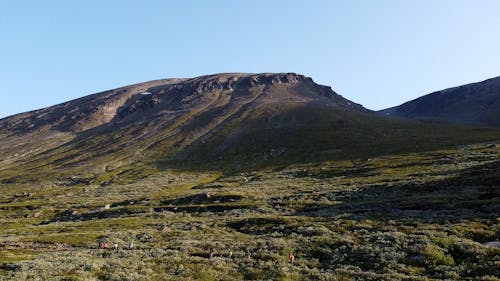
[[0, 73, 362, 135]]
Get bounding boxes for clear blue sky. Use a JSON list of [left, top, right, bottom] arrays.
[[1, 0, 500, 118]]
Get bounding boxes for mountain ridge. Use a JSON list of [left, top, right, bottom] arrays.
[[0, 72, 372, 180], [379, 76, 500, 127], [0, 73, 365, 134], [0, 72, 499, 184]]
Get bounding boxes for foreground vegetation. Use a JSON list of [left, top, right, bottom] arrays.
[[0, 142, 499, 280]]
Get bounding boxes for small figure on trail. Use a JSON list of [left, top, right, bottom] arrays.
[[209, 247, 215, 259], [129, 241, 134, 251], [228, 249, 233, 259], [245, 250, 252, 260], [288, 253, 295, 265]]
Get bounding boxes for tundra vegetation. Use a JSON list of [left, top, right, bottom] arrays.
[[0, 142, 498, 280], [0, 74, 498, 280]]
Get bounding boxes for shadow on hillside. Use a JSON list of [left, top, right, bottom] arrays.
[[3, 100, 499, 185], [295, 160, 500, 224]]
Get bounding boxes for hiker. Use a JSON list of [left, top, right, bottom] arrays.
[[209, 248, 215, 259], [129, 241, 134, 251], [245, 250, 252, 260], [288, 253, 295, 265], [228, 249, 233, 259]]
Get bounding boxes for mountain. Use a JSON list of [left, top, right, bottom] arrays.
[[379, 76, 500, 127], [1, 73, 499, 184], [1, 73, 499, 281]]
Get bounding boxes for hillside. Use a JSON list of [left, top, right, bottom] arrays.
[[1, 73, 500, 280], [1, 73, 499, 185], [380, 76, 500, 127], [0, 73, 363, 180]]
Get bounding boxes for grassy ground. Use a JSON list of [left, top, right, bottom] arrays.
[[0, 142, 499, 280]]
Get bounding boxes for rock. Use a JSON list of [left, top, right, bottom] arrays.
[[483, 241, 500, 248], [205, 192, 214, 199], [26, 211, 42, 218]]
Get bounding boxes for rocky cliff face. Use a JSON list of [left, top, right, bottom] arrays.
[[379, 76, 500, 127], [0, 73, 363, 135]]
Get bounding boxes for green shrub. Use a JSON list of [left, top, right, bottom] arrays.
[[423, 244, 455, 266]]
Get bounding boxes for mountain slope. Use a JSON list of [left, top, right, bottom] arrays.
[[0, 73, 499, 184], [0, 73, 366, 179], [1, 74, 499, 281], [379, 76, 500, 127]]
